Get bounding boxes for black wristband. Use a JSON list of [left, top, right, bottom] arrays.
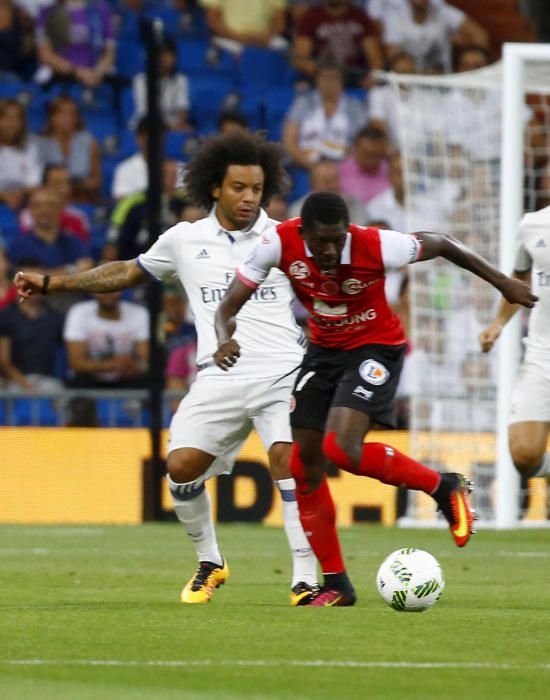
[[41, 275, 50, 295]]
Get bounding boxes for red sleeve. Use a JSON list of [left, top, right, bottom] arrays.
[[355, 8, 378, 37], [295, 8, 319, 37]]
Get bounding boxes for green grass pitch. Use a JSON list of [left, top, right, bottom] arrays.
[[1, 524, 549, 700]]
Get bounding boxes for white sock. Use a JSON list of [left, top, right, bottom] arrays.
[[533, 453, 550, 479], [275, 478, 318, 588], [167, 475, 223, 567]]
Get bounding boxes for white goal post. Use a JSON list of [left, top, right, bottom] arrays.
[[374, 42, 550, 529]]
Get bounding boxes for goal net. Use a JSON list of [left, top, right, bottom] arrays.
[[375, 44, 550, 528]]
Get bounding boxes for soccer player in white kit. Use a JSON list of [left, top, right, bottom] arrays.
[[14, 131, 318, 606], [480, 205, 550, 484]]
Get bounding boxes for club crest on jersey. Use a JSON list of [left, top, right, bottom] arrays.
[[359, 359, 389, 385], [321, 280, 339, 294], [289, 261, 310, 279], [342, 278, 366, 294]]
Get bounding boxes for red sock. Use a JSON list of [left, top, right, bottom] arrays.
[[290, 442, 346, 575], [324, 433, 440, 494]]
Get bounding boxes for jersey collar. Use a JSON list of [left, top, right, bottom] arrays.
[[210, 206, 269, 239], [304, 231, 352, 264]]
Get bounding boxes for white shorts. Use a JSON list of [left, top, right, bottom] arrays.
[[509, 360, 550, 425], [168, 372, 296, 482]]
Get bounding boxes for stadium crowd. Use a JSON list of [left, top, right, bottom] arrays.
[[0, 0, 540, 428]]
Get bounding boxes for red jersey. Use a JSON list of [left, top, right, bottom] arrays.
[[237, 218, 421, 350]]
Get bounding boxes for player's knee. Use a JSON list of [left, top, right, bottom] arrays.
[[167, 449, 207, 484], [510, 441, 544, 475], [290, 442, 325, 492], [322, 431, 361, 472]]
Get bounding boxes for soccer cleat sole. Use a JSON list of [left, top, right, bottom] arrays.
[[450, 478, 475, 548]]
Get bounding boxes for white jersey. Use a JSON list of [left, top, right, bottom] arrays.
[[514, 206, 550, 362], [138, 207, 304, 379]]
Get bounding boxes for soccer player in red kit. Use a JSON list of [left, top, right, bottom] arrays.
[[214, 192, 537, 606]]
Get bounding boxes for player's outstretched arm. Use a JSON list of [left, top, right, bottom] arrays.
[[479, 270, 532, 353], [14, 260, 148, 303], [214, 277, 255, 371], [415, 232, 538, 308]]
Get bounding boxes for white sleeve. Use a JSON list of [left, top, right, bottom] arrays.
[[130, 305, 150, 342], [514, 219, 532, 272], [63, 304, 87, 342], [237, 227, 282, 288], [380, 229, 422, 271], [137, 226, 178, 281], [441, 3, 465, 32]]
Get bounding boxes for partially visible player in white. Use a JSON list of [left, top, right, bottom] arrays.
[[14, 131, 318, 606], [480, 205, 550, 483]]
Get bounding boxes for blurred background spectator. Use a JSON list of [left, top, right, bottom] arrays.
[[111, 115, 155, 200], [0, 258, 63, 392], [19, 164, 91, 242], [289, 158, 366, 223], [201, 0, 288, 56], [0, 242, 17, 309], [282, 58, 367, 169], [37, 95, 102, 203], [0, 98, 42, 209], [291, 0, 383, 88], [132, 35, 192, 132], [338, 124, 391, 204], [63, 291, 149, 388], [0, 0, 35, 81], [35, 0, 115, 88]]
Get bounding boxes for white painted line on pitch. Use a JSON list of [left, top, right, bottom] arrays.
[[0, 548, 50, 555], [498, 550, 550, 558], [2, 660, 550, 671]]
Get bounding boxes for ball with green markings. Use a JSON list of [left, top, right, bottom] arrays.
[[376, 548, 445, 612]]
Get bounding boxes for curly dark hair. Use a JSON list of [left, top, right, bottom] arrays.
[[184, 131, 287, 210]]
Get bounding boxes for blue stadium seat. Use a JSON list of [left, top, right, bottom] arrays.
[[116, 38, 146, 81], [164, 131, 189, 160], [265, 87, 296, 141], [177, 39, 235, 81], [12, 398, 60, 427], [84, 113, 119, 154], [286, 166, 311, 203], [237, 48, 296, 89], [0, 399, 7, 426], [189, 76, 235, 134], [0, 204, 20, 242]]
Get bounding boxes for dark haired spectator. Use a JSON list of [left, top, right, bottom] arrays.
[[291, 0, 383, 88], [35, 0, 115, 88], [0, 98, 42, 210], [289, 158, 365, 224], [282, 59, 367, 169], [132, 36, 192, 133], [65, 396, 99, 427], [217, 109, 249, 134], [19, 164, 90, 242], [0, 258, 63, 392], [37, 95, 101, 203], [201, 0, 288, 56], [383, 0, 488, 74], [63, 291, 149, 389], [10, 186, 92, 275], [0, 243, 17, 309], [112, 115, 164, 200], [365, 151, 406, 231], [0, 0, 35, 81], [338, 124, 390, 204], [454, 44, 491, 73], [265, 193, 289, 221]]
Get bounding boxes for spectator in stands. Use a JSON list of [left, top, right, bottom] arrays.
[[282, 58, 367, 169], [522, 0, 550, 43], [368, 51, 417, 149], [382, 0, 488, 75], [289, 158, 365, 223], [35, 0, 115, 88], [217, 110, 249, 135], [289, 0, 365, 23], [0, 98, 42, 210], [63, 291, 149, 388], [338, 124, 391, 204], [0, 258, 63, 392], [104, 159, 181, 261], [19, 164, 90, 242], [37, 96, 101, 203], [132, 36, 192, 133], [163, 282, 197, 410], [454, 44, 491, 73], [9, 186, 92, 275], [0, 243, 17, 309], [201, 0, 288, 56], [366, 151, 406, 231], [291, 0, 383, 88], [266, 194, 289, 221], [0, 0, 35, 81], [112, 115, 159, 201], [171, 196, 206, 225]]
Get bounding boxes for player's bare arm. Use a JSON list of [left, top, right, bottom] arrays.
[[479, 269, 532, 353], [415, 232, 538, 308], [14, 260, 148, 303], [213, 278, 254, 370]]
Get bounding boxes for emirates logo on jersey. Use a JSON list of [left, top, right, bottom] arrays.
[[289, 261, 310, 279], [342, 278, 367, 294]]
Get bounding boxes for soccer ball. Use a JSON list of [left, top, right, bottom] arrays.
[[376, 548, 445, 612]]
